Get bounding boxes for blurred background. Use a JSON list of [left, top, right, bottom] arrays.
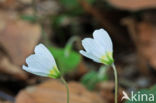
[[0, 0, 156, 103]]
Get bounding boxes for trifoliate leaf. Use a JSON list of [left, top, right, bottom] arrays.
[[49, 47, 81, 74]]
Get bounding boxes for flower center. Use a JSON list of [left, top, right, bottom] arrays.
[[48, 66, 61, 78], [100, 52, 114, 65]]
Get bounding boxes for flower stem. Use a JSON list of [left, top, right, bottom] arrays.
[[61, 76, 69, 103], [112, 63, 118, 103], [64, 36, 78, 57]]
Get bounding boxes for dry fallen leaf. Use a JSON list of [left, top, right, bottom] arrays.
[[96, 81, 123, 103], [0, 10, 41, 66], [0, 53, 28, 80], [122, 18, 156, 73], [137, 22, 156, 69], [106, 0, 156, 11], [0, 0, 16, 8], [16, 80, 105, 103], [0, 101, 13, 103]]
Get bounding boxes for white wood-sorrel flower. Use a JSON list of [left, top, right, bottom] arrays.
[[23, 43, 60, 78], [80, 29, 114, 65]]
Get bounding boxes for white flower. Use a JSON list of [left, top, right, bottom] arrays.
[[22, 43, 60, 78], [80, 29, 114, 65]]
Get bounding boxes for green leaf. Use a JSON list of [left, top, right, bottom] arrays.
[[125, 85, 156, 103], [60, 0, 83, 15], [86, 0, 95, 4], [52, 15, 69, 27], [60, 0, 79, 10], [20, 15, 37, 22], [49, 47, 81, 74], [81, 69, 108, 90], [81, 71, 98, 90]]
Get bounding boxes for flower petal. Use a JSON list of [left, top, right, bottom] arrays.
[[93, 29, 113, 52], [23, 43, 60, 78], [82, 38, 94, 52], [22, 65, 48, 77], [82, 38, 103, 57], [34, 43, 56, 66], [80, 50, 100, 63], [25, 54, 52, 72]]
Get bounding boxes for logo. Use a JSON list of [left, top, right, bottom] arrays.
[[121, 91, 155, 102]]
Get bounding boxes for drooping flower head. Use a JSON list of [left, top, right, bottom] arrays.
[[80, 29, 114, 65], [23, 43, 60, 78]]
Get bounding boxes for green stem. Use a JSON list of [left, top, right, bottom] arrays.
[[64, 36, 78, 57], [97, 65, 108, 80], [61, 76, 69, 103], [112, 63, 118, 103]]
